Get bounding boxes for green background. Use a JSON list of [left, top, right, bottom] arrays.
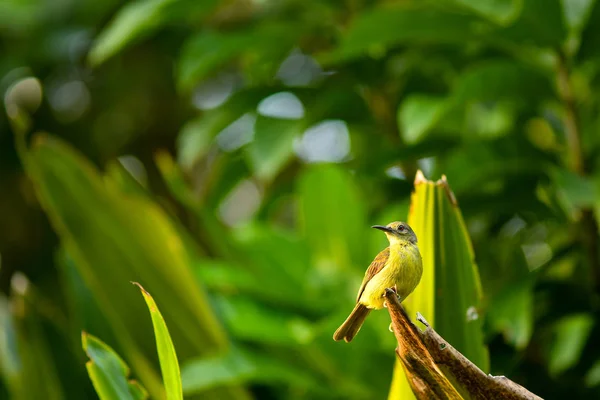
[[2, 0, 600, 399]]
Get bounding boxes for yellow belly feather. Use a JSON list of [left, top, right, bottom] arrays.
[[359, 243, 423, 309]]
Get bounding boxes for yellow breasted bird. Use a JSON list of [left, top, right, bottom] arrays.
[[333, 221, 423, 342]]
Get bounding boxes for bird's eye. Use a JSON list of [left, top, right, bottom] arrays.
[[397, 225, 405, 232]]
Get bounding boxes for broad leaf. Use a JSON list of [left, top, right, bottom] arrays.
[[181, 347, 318, 395], [297, 165, 368, 273], [389, 172, 488, 399]]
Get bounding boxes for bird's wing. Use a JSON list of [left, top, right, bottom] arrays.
[[356, 247, 390, 303]]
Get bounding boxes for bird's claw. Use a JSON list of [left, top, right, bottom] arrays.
[[383, 301, 388, 308], [388, 323, 393, 333]]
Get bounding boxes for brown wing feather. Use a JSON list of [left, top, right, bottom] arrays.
[[355, 247, 390, 303]]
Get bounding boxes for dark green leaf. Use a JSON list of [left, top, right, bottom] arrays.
[[487, 279, 534, 349], [177, 23, 301, 90], [323, 5, 491, 65], [453, 60, 554, 104]]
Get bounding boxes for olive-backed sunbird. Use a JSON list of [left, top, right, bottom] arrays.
[[333, 221, 423, 342]]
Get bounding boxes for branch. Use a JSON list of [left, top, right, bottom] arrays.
[[384, 289, 543, 400], [384, 289, 461, 399]]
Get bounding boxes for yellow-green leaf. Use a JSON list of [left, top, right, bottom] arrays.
[[388, 171, 488, 399], [16, 134, 247, 399], [133, 282, 182, 400]]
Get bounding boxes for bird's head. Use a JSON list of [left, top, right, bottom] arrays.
[[372, 221, 417, 245]]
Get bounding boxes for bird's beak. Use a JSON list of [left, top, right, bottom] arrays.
[[372, 225, 394, 233]]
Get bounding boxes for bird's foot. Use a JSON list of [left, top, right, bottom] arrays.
[[388, 322, 393, 333], [383, 301, 388, 308]]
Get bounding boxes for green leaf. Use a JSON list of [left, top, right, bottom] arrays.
[[453, 60, 553, 104], [487, 279, 534, 349], [176, 89, 274, 169], [181, 347, 318, 395], [585, 359, 600, 387], [133, 283, 182, 400], [247, 115, 304, 181], [397, 95, 448, 144], [88, 0, 218, 65], [18, 134, 246, 399], [82, 332, 148, 400], [549, 313, 594, 376], [579, 0, 600, 60], [492, 0, 566, 47], [214, 293, 315, 346], [561, 0, 596, 33], [450, 0, 523, 25], [297, 165, 367, 272], [551, 167, 598, 217], [4, 289, 66, 400], [323, 5, 491, 64], [177, 23, 300, 90], [389, 172, 488, 399]]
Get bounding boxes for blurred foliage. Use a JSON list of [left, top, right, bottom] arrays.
[[2, 0, 600, 399]]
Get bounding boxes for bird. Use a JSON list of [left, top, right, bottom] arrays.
[[333, 221, 423, 343]]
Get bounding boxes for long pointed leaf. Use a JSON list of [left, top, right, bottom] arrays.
[[133, 282, 182, 400]]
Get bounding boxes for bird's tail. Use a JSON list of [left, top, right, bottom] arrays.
[[333, 304, 371, 342]]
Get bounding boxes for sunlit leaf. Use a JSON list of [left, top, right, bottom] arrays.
[[389, 172, 488, 399], [133, 283, 182, 400]]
